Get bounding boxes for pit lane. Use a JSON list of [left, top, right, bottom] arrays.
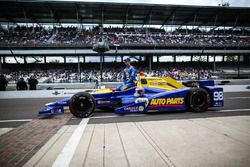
[[0, 92, 249, 128]]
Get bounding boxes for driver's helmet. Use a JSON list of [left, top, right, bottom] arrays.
[[134, 86, 145, 97]]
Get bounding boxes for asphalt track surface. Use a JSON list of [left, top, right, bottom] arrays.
[[0, 92, 249, 128]]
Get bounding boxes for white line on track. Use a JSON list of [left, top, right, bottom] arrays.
[[52, 118, 89, 167], [226, 97, 250, 99], [0, 119, 32, 123], [216, 108, 250, 112]]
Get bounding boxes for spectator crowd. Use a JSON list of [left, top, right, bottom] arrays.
[[0, 25, 245, 90], [1, 25, 250, 47], [1, 65, 213, 89]]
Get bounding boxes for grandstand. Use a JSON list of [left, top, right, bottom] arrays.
[[0, 0, 250, 84]]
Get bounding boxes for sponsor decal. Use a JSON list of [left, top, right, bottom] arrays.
[[150, 82, 168, 85], [135, 98, 149, 107], [52, 91, 60, 96], [124, 106, 139, 112], [51, 108, 62, 113], [149, 98, 184, 108], [97, 100, 110, 104], [139, 106, 144, 111], [124, 106, 145, 112], [213, 101, 223, 107]]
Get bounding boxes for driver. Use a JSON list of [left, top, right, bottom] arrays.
[[116, 58, 136, 91]]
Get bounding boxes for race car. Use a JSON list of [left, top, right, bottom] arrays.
[[38, 76, 224, 118]]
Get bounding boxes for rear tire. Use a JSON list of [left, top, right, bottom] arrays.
[[186, 88, 210, 112], [69, 92, 95, 118]]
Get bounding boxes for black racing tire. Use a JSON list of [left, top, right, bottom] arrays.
[[69, 92, 95, 118], [186, 88, 210, 112]]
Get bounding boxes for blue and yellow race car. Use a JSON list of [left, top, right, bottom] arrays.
[[39, 76, 224, 118]]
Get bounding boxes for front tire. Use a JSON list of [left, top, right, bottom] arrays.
[[186, 88, 210, 112], [69, 92, 95, 118]]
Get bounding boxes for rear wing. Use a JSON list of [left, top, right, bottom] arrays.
[[198, 80, 215, 87]]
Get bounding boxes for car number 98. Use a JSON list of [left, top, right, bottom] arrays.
[[213, 91, 223, 101]]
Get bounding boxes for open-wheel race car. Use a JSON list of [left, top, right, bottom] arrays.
[[38, 76, 224, 118]]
